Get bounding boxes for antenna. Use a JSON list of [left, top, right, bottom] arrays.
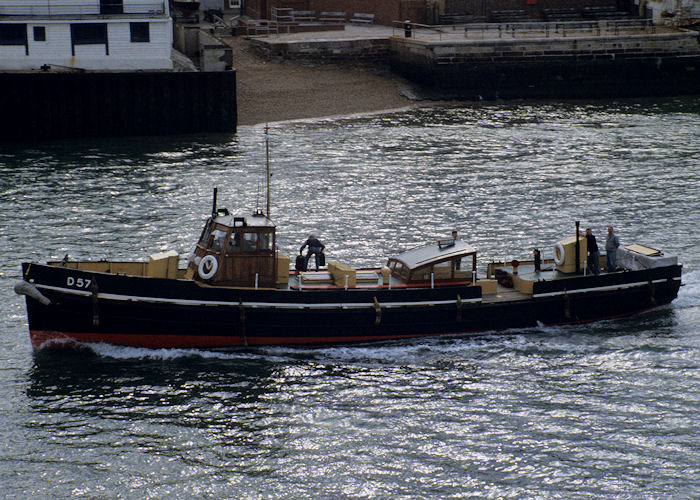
[[265, 124, 271, 218]]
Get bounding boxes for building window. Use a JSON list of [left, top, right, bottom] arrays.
[[0, 24, 27, 45], [33, 26, 46, 42], [130, 22, 150, 43], [70, 23, 108, 55], [71, 23, 107, 45], [100, 0, 123, 15]]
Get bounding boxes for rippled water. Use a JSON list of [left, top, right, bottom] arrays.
[[1, 97, 699, 497]]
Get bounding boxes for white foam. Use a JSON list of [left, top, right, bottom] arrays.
[[81, 342, 264, 362], [674, 268, 700, 309]]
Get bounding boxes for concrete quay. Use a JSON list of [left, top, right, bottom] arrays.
[[247, 22, 700, 99]]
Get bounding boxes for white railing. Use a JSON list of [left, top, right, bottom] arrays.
[[0, 2, 165, 16]]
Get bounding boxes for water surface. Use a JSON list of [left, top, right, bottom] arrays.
[[1, 97, 699, 498]]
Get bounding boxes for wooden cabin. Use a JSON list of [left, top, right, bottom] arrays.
[[386, 239, 477, 283], [189, 209, 277, 287]]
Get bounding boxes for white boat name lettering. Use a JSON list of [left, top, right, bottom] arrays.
[[66, 277, 91, 289]]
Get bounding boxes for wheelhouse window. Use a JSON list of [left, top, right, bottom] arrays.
[[199, 222, 213, 247], [33, 26, 46, 42], [226, 233, 241, 255], [259, 232, 273, 252], [432, 260, 452, 279], [212, 230, 227, 251], [391, 262, 408, 279], [243, 233, 258, 252], [130, 22, 149, 43], [0, 24, 27, 45]]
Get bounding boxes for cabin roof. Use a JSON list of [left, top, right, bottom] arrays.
[[214, 212, 275, 228], [389, 240, 476, 269]]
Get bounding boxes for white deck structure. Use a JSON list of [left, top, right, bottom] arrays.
[[0, 0, 172, 70]]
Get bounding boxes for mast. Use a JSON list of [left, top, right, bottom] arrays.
[[265, 124, 270, 218]]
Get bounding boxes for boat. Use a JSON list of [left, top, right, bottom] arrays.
[[14, 135, 682, 350], [15, 200, 683, 350]]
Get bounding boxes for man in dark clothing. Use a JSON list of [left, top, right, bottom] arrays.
[[300, 235, 325, 271], [581, 228, 600, 275]]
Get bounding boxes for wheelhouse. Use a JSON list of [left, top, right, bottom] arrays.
[[386, 239, 477, 283], [189, 209, 277, 287]]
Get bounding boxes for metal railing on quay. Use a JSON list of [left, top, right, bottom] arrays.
[[392, 19, 656, 41], [392, 21, 457, 41], [0, 2, 165, 17]]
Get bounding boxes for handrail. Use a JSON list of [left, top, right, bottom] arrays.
[[392, 19, 656, 41], [0, 2, 165, 17]]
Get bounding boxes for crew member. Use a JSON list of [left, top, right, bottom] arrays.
[[300, 235, 325, 271], [452, 229, 461, 270], [606, 226, 620, 272], [580, 228, 600, 275]]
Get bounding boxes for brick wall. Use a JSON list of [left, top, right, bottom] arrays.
[[245, 0, 428, 24], [444, 0, 625, 17]]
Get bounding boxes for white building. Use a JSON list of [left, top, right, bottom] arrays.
[[0, 0, 173, 71], [637, 0, 700, 24]]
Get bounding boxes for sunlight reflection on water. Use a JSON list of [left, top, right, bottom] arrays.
[[1, 97, 699, 498]]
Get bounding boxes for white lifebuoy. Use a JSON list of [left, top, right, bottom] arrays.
[[198, 254, 218, 279], [554, 242, 565, 266]]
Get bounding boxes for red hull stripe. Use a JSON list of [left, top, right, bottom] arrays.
[[29, 329, 451, 349]]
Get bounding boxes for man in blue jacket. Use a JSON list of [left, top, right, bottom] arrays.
[[300, 235, 325, 271]]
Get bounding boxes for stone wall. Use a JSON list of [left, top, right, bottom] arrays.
[[249, 37, 392, 63], [409, 30, 700, 65], [389, 30, 700, 97]]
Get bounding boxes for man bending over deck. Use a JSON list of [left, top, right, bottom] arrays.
[[300, 235, 325, 271]]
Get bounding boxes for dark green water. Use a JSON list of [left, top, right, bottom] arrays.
[[1, 97, 699, 497]]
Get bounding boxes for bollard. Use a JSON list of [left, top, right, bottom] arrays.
[[404, 20, 412, 38]]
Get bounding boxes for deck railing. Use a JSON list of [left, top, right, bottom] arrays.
[[0, 2, 165, 17]]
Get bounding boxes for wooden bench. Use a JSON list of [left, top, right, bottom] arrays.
[[300, 271, 333, 284], [476, 279, 497, 294], [319, 11, 345, 23], [328, 262, 356, 288], [244, 19, 279, 35], [489, 9, 537, 23], [438, 13, 486, 24], [543, 8, 582, 21], [291, 10, 316, 22], [270, 7, 293, 24], [350, 13, 374, 24]]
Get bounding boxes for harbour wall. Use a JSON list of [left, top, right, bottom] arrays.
[[250, 29, 700, 99], [389, 30, 700, 98], [0, 70, 237, 141], [249, 37, 391, 64]]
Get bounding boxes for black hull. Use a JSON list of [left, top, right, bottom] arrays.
[[20, 263, 682, 350]]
